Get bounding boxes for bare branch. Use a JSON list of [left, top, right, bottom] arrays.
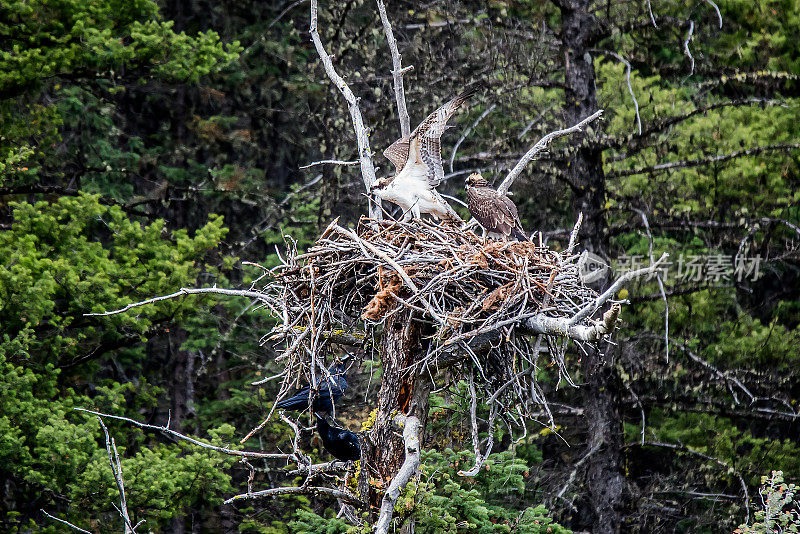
[[555, 442, 601, 499], [569, 253, 668, 326], [598, 98, 786, 151], [675, 343, 754, 405], [597, 50, 641, 135], [76, 408, 291, 460], [288, 460, 353, 476], [224, 485, 363, 505], [279, 174, 324, 209], [703, 0, 723, 28], [375, 414, 422, 534], [310, 0, 381, 219], [299, 159, 358, 169], [84, 287, 270, 317], [97, 417, 135, 533], [41, 510, 92, 534], [566, 213, 583, 255], [647, 0, 658, 28], [402, 18, 474, 30], [684, 21, 695, 75], [498, 110, 603, 195], [458, 375, 499, 477], [376, 0, 412, 136], [524, 302, 621, 342], [632, 208, 669, 360], [269, 0, 308, 29], [634, 440, 749, 523]]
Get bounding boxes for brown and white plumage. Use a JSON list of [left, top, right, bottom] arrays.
[[465, 173, 528, 241], [370, 85, 479, 222]]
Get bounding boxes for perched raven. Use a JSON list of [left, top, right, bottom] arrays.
[[316, 415, 361, 461], [275, 363, 347, 413]]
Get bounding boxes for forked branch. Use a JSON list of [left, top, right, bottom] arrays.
[[98, 417, 138, 534]]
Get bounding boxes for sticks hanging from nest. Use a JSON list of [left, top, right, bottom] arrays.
[[257, 215, 651, 425]]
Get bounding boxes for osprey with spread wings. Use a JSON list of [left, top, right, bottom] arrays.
[[369, 86, 479, 222]]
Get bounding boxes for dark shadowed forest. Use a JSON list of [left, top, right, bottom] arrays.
[[1, 0, 799, 532]]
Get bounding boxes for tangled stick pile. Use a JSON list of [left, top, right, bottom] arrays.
[[260, 216, 614, 423]]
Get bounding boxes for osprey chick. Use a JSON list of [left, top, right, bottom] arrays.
[[370, 85, 480, 222], [465, 173, 528, 241]]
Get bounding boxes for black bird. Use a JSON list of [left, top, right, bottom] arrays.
[[275, 363, 347, 413], [316, 415, 361, 461]]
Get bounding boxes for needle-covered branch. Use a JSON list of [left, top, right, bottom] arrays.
[[605, 143, 800, 178], [598, 98, 786, 151]]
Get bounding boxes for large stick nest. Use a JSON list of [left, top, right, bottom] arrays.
[[260, 216, 602, 420]]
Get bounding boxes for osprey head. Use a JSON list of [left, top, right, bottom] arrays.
[[465, 173, 488, 189], [369, 176, 393, 193]]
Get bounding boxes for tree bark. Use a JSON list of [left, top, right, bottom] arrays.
[[359, 307, 430, 520], [580, 342, 625, 534], [558, 2, 625, 532], [560, 0, 607, 256]]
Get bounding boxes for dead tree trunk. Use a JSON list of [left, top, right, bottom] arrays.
[[359, 307, 431, 520], [559, 1, 625, 532], [560, 0, 607, 256], [580, 342, 626, 534]]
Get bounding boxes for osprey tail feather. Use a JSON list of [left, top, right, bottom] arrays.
[[511, 226, 529, 241]]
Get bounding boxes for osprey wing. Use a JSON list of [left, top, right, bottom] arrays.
[[414, 85, 479, 187], [383, 136, 410, 174]]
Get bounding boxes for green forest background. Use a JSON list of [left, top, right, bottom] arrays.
[[1, 0, 798, 532]]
